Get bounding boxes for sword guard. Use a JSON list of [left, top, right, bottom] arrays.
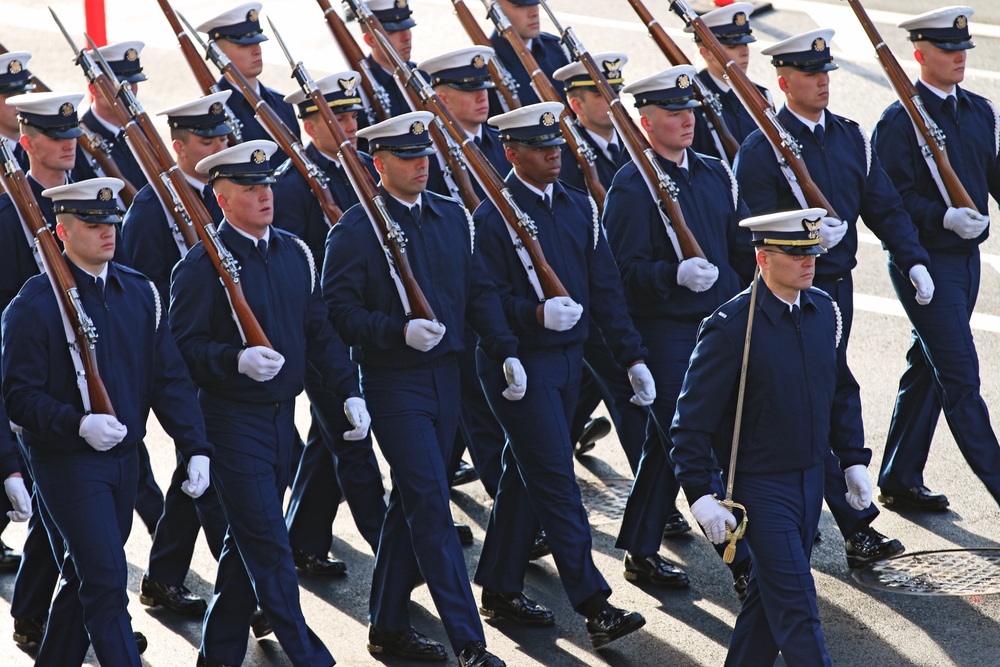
[[716, 496, 748, 564]]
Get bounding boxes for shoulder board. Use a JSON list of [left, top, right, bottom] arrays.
[[708, 290, 751, 326], [113, 263, 151, 280], [807, 285, 833, 300], [273, 157, 294, 179]]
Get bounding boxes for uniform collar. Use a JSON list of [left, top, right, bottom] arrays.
[[756, 278, 816, 325], [918, 78, 957, 100], [707, 70, 731, 94], [308, 142, 342, 169], [512, 172, 554, 200], [86, 106, 122, 134], [783, 105, 826, 133], [66, 255, 124, 293], [219, 220, 271, 259]]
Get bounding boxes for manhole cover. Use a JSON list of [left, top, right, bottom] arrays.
[[578, 478, 632, 525], [853, 549, 1000, 596]]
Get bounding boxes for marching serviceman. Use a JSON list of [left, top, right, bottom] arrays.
[[195, 2, 300, 167], [356, 0, 420, 132], [2, 176, 213, 666], [323, 111, 519, 667], [0, 51, 35, 169], [873, 6, 1000, 512], [604, 66, 751, 588], [121, 91, 232, 619], [473, 102, 652, 648], [671, 208, 874, 667], [274, 71, 387, 565], [736, 29, 931, 568], [170, 140, 362, 667]]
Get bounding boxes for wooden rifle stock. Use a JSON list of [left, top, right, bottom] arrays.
[[480, 0, 606, 212], [669, 0, 840, 219], [451, 0, 521, 111], [623, 0, 740, 162], [156, 0, 242, 146], [0, 143, 115, 416], [844, 0, 976, 210]]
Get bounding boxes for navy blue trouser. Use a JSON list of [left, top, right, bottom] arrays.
[[30, 445, 141, 667], [880, 251, 1000, 503], [726, 464, 831, 667], [474, 345, 610, 613], [134, 440, 165, 534], [286, 369, 386, 555], [454, 327, 506, 497], [9, 438, 59, 622], [146, 451, 227, 585], [200, 396, 334, 667], [363, 360, 485, 653]]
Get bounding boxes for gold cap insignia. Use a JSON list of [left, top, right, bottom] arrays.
[[813, 37, 827, 52], [955, 15, 968, 30], [472, 55, 486, 69], [540, 111, 556, 127], [251, 148, 266, 164], [97, 187, 113, 202], [210, 102, 224, 116], [734, 12, 747, 27], [604, 59, 622, 79], [59, 102, 74, 117], [8, 60, 22, 75], [125, 48, 138, 62], [396, 0, 408, 9], [803, 217, 821, 239], [340, 76, 358, 97], [411, 120, 425, 135], [677, 74, 691, 89], [247, 8, 259, 22]]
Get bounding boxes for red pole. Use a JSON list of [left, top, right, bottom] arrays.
[[85, 0, 108, 47]]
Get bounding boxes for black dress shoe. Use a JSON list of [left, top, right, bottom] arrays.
[[451, 460, 480, 488], [12, 616, 45, 645], [585, 604, 646, 648], [140, 575, 208, 616], [845, 526, 905, 568], [458, 641, 505, 667], [196, 654, 238, 667], [293, 549, 348, 576], [623, 552, 689, 589], [662, 510, 692, 538], [575, 417, 611, 458], [731, 557, 751, 603], [455, 523, 474, 547], [529, 531, 550, 560], [251, 608, 273, 639], [0, 539, 22, 572], [367, 624, 447, 661], [879, 485, 950, 512], [479, 589, 555, 626], [135, 631, 148, 655]]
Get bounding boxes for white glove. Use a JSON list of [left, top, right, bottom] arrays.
[[943, 206, 989, 240], [908, 264, 935, 306], [677, 257, 719, 293], [182, 455, 211, 499], [78, 413, 127, 452], [542, 296, 583, 332], [627, 362, 656, 406], [404, 319, 447, 352], [502, 358, 526, 401], [4, 476, 31, 522], [818, 217, 848, 249], [844, 464, 873, 511], [238, 346, 285, 382], [343, 397, 371, 441], [690, 494, 737, 545]]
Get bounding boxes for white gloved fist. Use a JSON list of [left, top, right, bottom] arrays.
[[238, 346, 285, 382], [908, 264, 935, 306], [627, 362, 656, 406], [542, 296, 583, 332], [690, 494, 737, 545], [404, 319, 447, 352], [943, 206, 989, 240], [182, 455, 211, 499], [4, 476, 31, 522], [677, 257, 719, 293], [79, 413, 127, 452], [818, 217, 848, 249], [343, 397, 371, 441], [502, 358, 526, 401], [844, 464, 873, 511]]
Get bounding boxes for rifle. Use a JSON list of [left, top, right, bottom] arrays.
[[450, 0, 521, 111], [479, 0, 606, 212], [315, 0, 391, 124], [269, 20, 436, 322], [669, 0, 840, 219], [178, 12, 345, 227], [843, 0, 976, 210], [622, 0, 740, 163], [0, 140, 115, 416], [535, 1, 704, 259], [156, 0, 243, 146], [348, 0, 570, 300]]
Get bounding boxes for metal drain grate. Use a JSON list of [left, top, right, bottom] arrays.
[[577, 478, 633, 525], [853, 549, 1000, 596]]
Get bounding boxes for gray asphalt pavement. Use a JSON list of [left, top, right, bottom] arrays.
[[1, 0, 1000, 665]]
